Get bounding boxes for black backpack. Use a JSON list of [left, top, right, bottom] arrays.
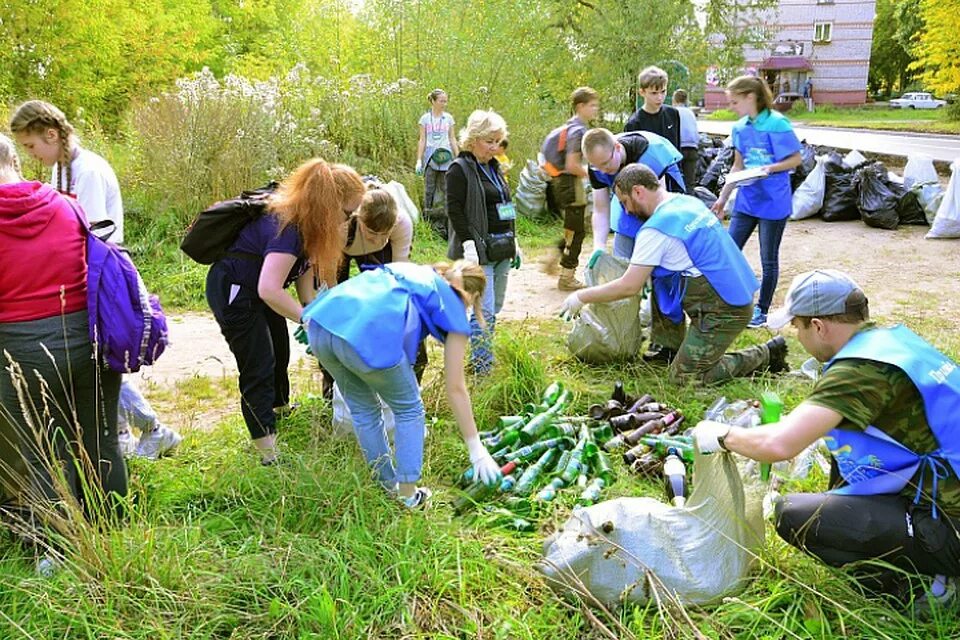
[[180, 182, 279, 264]]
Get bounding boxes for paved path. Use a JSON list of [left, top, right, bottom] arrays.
[[699, 120, 960, 163]]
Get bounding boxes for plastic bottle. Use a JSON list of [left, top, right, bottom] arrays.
[[758, 392, 784, 482], [703, 396, 728, 421], [579, 478, 605, 505], [663, 448, 687, 507]]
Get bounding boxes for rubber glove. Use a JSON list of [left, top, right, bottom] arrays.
[[511, 240, 522, 269], [587, 248, 605, 269], [294, 324, 308, 345], [559, 291, 585, 321], [462, 240, 479, 265], [692, 420, 731, 454], [415, 159, 424, 176], [466, 436, 502, 487]]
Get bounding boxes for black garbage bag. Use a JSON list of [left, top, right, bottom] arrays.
[[693, 186, 719, 210], [897, 190, 929, 226], [699, 146, 735, 195], [822, 152, 861, 222], [696, 147, 718, 187], [790, 142, 818, 192], [854, 162, 900, 230]]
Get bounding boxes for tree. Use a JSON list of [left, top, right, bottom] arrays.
[[909, 0, 960, 102], [868, 0, 915, 95]]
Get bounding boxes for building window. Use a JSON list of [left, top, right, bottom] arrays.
[[814, 22, 833, 43]]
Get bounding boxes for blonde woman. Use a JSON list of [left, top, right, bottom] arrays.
[[304, 261, 501, 508], [445, 109, 520, 375], [205, 158, 365, 464]]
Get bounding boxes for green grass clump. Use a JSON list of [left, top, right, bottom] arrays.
[[1, 313, 958, 638]]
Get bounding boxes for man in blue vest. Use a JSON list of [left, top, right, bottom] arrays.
[[559, 163, 787, 385], [693, 269, 960, 614]]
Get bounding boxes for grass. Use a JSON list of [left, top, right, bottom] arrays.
[[708, 105, 960, 134], [2, 308, 959, 638]]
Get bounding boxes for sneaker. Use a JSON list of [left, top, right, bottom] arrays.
[[134, 425, 182, 460], [747, 306, 767, 329], [641, 344, 677, 365], [914, 576, 958, 618], [400, 487, 432, 510], [117, 430, 138, 458], [763, 336, 789, 374]]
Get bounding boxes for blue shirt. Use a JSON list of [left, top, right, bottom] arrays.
[[730, 109, 801, 220], [676, 106, 699, 149]]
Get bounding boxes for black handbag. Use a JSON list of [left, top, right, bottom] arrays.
[[484, 230, 516, 262]]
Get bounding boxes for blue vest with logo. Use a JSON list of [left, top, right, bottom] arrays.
[[302, 262, 470, 369], [822, 325, 960, 515], [642, 196, 759, 324], [594, 131, 685, 239], [730, 109, 801, 220]]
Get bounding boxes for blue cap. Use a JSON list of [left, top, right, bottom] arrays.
[[767, 269, 866, 330]]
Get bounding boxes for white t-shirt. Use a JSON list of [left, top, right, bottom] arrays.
[[418, 111, 455, 151], [51, 147, 124, 244], [630, 227, 702, 277]]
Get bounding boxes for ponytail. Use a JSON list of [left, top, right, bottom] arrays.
[[434, 260, 487, 327]]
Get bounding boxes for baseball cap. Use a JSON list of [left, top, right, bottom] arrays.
[[767, 269, 867, 330]]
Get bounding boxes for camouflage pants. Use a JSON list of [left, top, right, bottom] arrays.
[[651, 276, 770, 385]]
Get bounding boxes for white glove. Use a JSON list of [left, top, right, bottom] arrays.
[[462, 240, 479, 265], [466, 436, 501, 487], [559, 292, 584, 321], [692, 420, 731, 454]]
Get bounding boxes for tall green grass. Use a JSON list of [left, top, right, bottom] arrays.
[[2, 313, 957, 638]]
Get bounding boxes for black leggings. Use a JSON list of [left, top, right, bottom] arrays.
[[206, 263, 289, 440], [546, 174, 586, 270], [775, 492, 960, 582]]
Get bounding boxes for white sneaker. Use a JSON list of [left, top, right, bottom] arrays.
[[117, 430, 139, 458], [134, 425, 183, 460], [914, 576, 958, 618], [400, 487, 432, 510]]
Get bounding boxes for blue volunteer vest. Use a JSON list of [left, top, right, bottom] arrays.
[[594, 132, 685, 238], [731, 110, 801, 220], [822, 325, 960, 516], [643, 196, 759, 324], [302, 262, 470, 369]]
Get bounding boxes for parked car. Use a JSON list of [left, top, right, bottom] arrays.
[[772, 92, 804, 113], [889, 92, 946, 109]]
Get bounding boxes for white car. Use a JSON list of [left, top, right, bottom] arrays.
[[889, 92, 946, 109]]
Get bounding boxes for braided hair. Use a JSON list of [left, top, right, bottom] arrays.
[[10, 100, 77, 194]]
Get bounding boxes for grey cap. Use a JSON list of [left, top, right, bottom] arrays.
[[767, 269, 867, 330]]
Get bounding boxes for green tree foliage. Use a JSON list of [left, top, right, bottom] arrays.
[[868, 0, 915, 95]]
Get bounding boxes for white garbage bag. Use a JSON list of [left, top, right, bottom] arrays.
[[903, 153, 938, 190], [927, 160, 960, 239], [842, 149, 867, 168], [566, 254, 643, 363], [539, 450, 764, 606], [790, 155, 827, 220]]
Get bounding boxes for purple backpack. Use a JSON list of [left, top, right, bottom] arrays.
[[67, 200, 169, 372]]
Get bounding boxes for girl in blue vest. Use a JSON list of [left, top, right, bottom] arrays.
[[303, 261, 501, 508], [710, 76, 802, 329]]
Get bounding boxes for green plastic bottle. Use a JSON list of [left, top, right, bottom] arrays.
[[759, 392, 783, 481], [514, 449, 560, 496]]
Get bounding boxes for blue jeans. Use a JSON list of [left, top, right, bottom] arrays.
[[728, 212, 788, 313], [309, 325, 425, 488], [118, 379, 160, 433], [470, 259, 510, 374]]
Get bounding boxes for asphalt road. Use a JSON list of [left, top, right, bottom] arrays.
[[698, 120, 960, 163]]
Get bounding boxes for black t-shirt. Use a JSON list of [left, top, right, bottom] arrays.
[[624, 105, 681, 151], [588, 133, 650, 190], [446, 154, 513, 240]]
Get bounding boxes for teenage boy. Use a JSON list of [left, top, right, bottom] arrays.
[[693, 269, 960, 615], [624, 66, 681, 152], [672, 89, 700, 195], [540, 87, 601, 290], [559, 163, 786, 384]]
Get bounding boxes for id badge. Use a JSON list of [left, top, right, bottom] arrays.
[[496, 202, 517, 221]]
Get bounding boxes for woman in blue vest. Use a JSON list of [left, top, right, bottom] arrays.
[[694, 270, 960, 614], [710, 76, 802, 329], [303, 261, 501, 508], [445, 109, 521, 375], [559, 163, 787, 386]]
